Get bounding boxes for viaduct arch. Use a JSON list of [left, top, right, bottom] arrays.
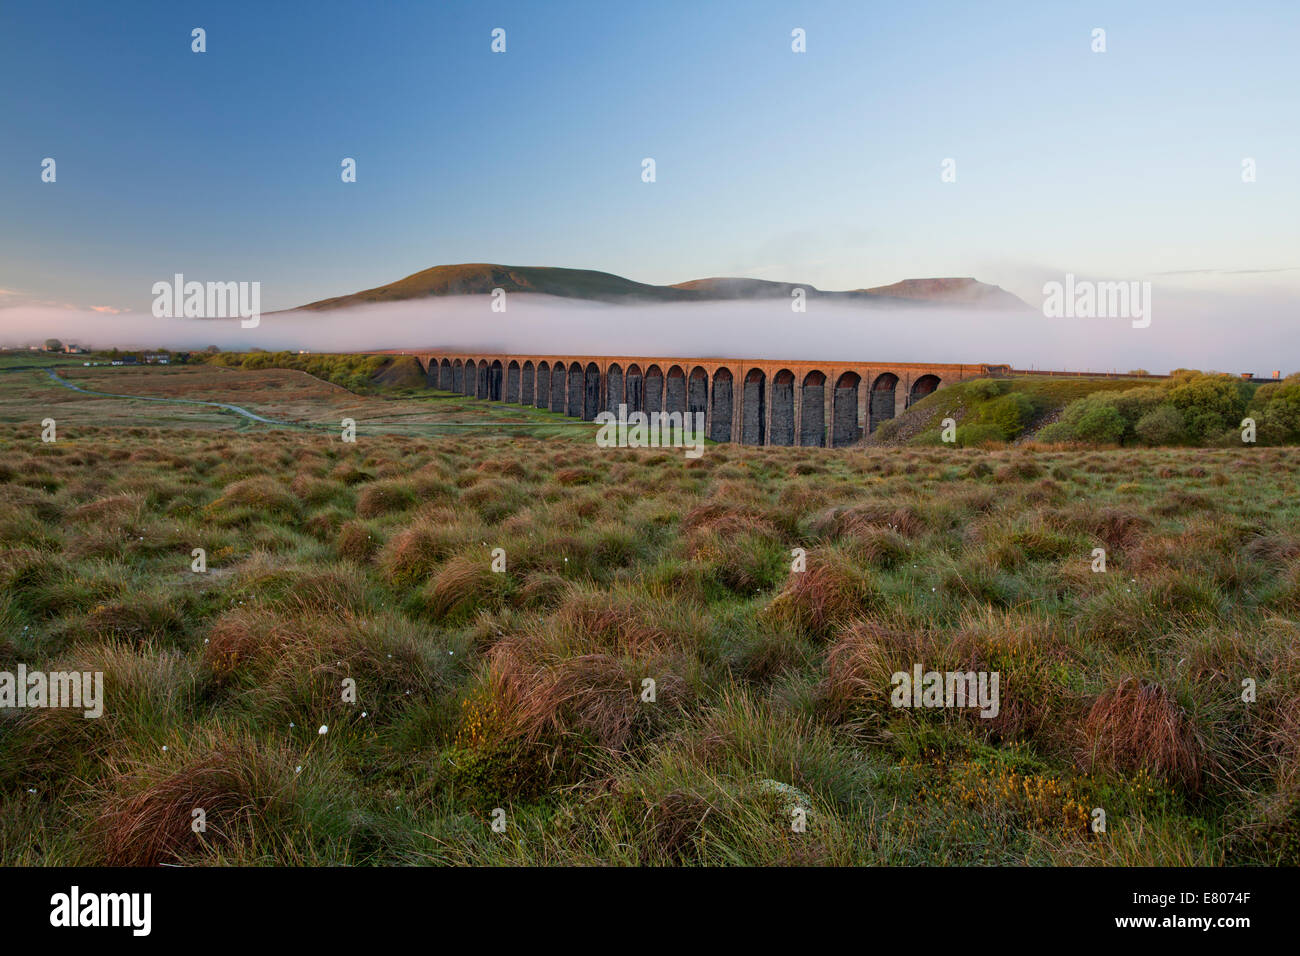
[[396, 350, 993, 447]]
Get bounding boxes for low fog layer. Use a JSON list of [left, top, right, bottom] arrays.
[[2, 291, 1295, 376]]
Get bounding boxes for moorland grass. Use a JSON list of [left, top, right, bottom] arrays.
[[1, 425, 1298, 865]]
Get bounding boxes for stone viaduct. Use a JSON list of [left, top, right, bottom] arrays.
[[399, 352, 1004, 447]]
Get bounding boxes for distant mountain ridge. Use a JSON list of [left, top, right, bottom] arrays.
[[292, 263, 1029, 311]]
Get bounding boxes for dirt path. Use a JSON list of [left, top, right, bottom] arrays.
[[43, 367, 294, 426]]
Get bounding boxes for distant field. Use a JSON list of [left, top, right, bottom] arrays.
[[0, 362, 599, 440], [1, 367, 1297, 863]]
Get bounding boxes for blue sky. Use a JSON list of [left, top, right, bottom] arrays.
[[1, 0, 1298, 314]]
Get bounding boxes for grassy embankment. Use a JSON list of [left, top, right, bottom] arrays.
[[880, 370, 1297, 449]]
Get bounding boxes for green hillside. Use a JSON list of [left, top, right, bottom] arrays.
[[291, 263, 1030, 311]]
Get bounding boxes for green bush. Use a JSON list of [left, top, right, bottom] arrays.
[[955, 424, 1007, 447], [1167, 374, 1249, 441], [1256, 374, 1300, 441], [875, 419, 900, 441], [1108, 387, 1166, 433], [1063, 399, 1126, 443], [968, 378, 1010, 400], [1134, 405, 1187, 445], [977, 392, 1035, 439], [205, 351, 390, 393], [1251, 381, 1279, 411], [1033, 421, 1075, 443]]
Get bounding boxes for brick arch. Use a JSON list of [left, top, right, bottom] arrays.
[[535, 361, 550, 409], [910, 373, 941, 404], [710, 367, 733, 443], [870, 372, 899, 431], [800, 370, 826, 446], [583, 362, 601, 420], [550, 361, 568, 413], [506, 360, 520, 403], [487, 359, 503, 401], [452, 359, 465, 394], [742, 368, 766, 446], [833, 371, 861, 447], [771, 369, 796, 446], [521, 360, 535, 405], [688, 366, 708, 421], [439, 358, 452, 390], [606, 363, 623, 413], [567, 361, 584, 417], [665, 365, 687, 415], [644, 364, 664, 416], [626, 363, 644, 413], [465, 359, 479, 396]]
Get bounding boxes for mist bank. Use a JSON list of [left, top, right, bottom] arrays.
[[2, 290, 1295, 376]]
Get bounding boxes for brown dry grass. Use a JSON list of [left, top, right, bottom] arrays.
[[1079, 677, 1204, 791], [92, 732, 289, 866]]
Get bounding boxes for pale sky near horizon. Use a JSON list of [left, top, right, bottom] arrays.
[[1, 1, 1297, 324]]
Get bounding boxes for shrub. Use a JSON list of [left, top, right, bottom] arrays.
[[1063, 400, 1125, 444], [1257, 374, 1300, 441], [955, 424, 1006, 447], [1109, 386, 1164, 423], [1167, 373, 1249, 441], [1034, 421, 1075, 443], [977, 392, 1035, 439], [1134, 405, 1187, 445], [968, 378, 1010, 400]]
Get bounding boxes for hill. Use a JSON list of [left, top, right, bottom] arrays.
[[292, 263, 1030, 311]]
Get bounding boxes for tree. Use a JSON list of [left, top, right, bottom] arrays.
[[1257, 373, 1300, 441], [1108, 386, 1165, 428], [44, 339, 62, 352], [1167, 373, 1248, 440]]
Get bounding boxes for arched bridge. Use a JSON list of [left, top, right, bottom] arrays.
[[401, 352, 996, 447]]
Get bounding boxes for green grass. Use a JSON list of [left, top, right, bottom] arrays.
[[888, 375, 1147, 443], [2, 411, 1298, 866], [884, 371, 1285, 450]]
